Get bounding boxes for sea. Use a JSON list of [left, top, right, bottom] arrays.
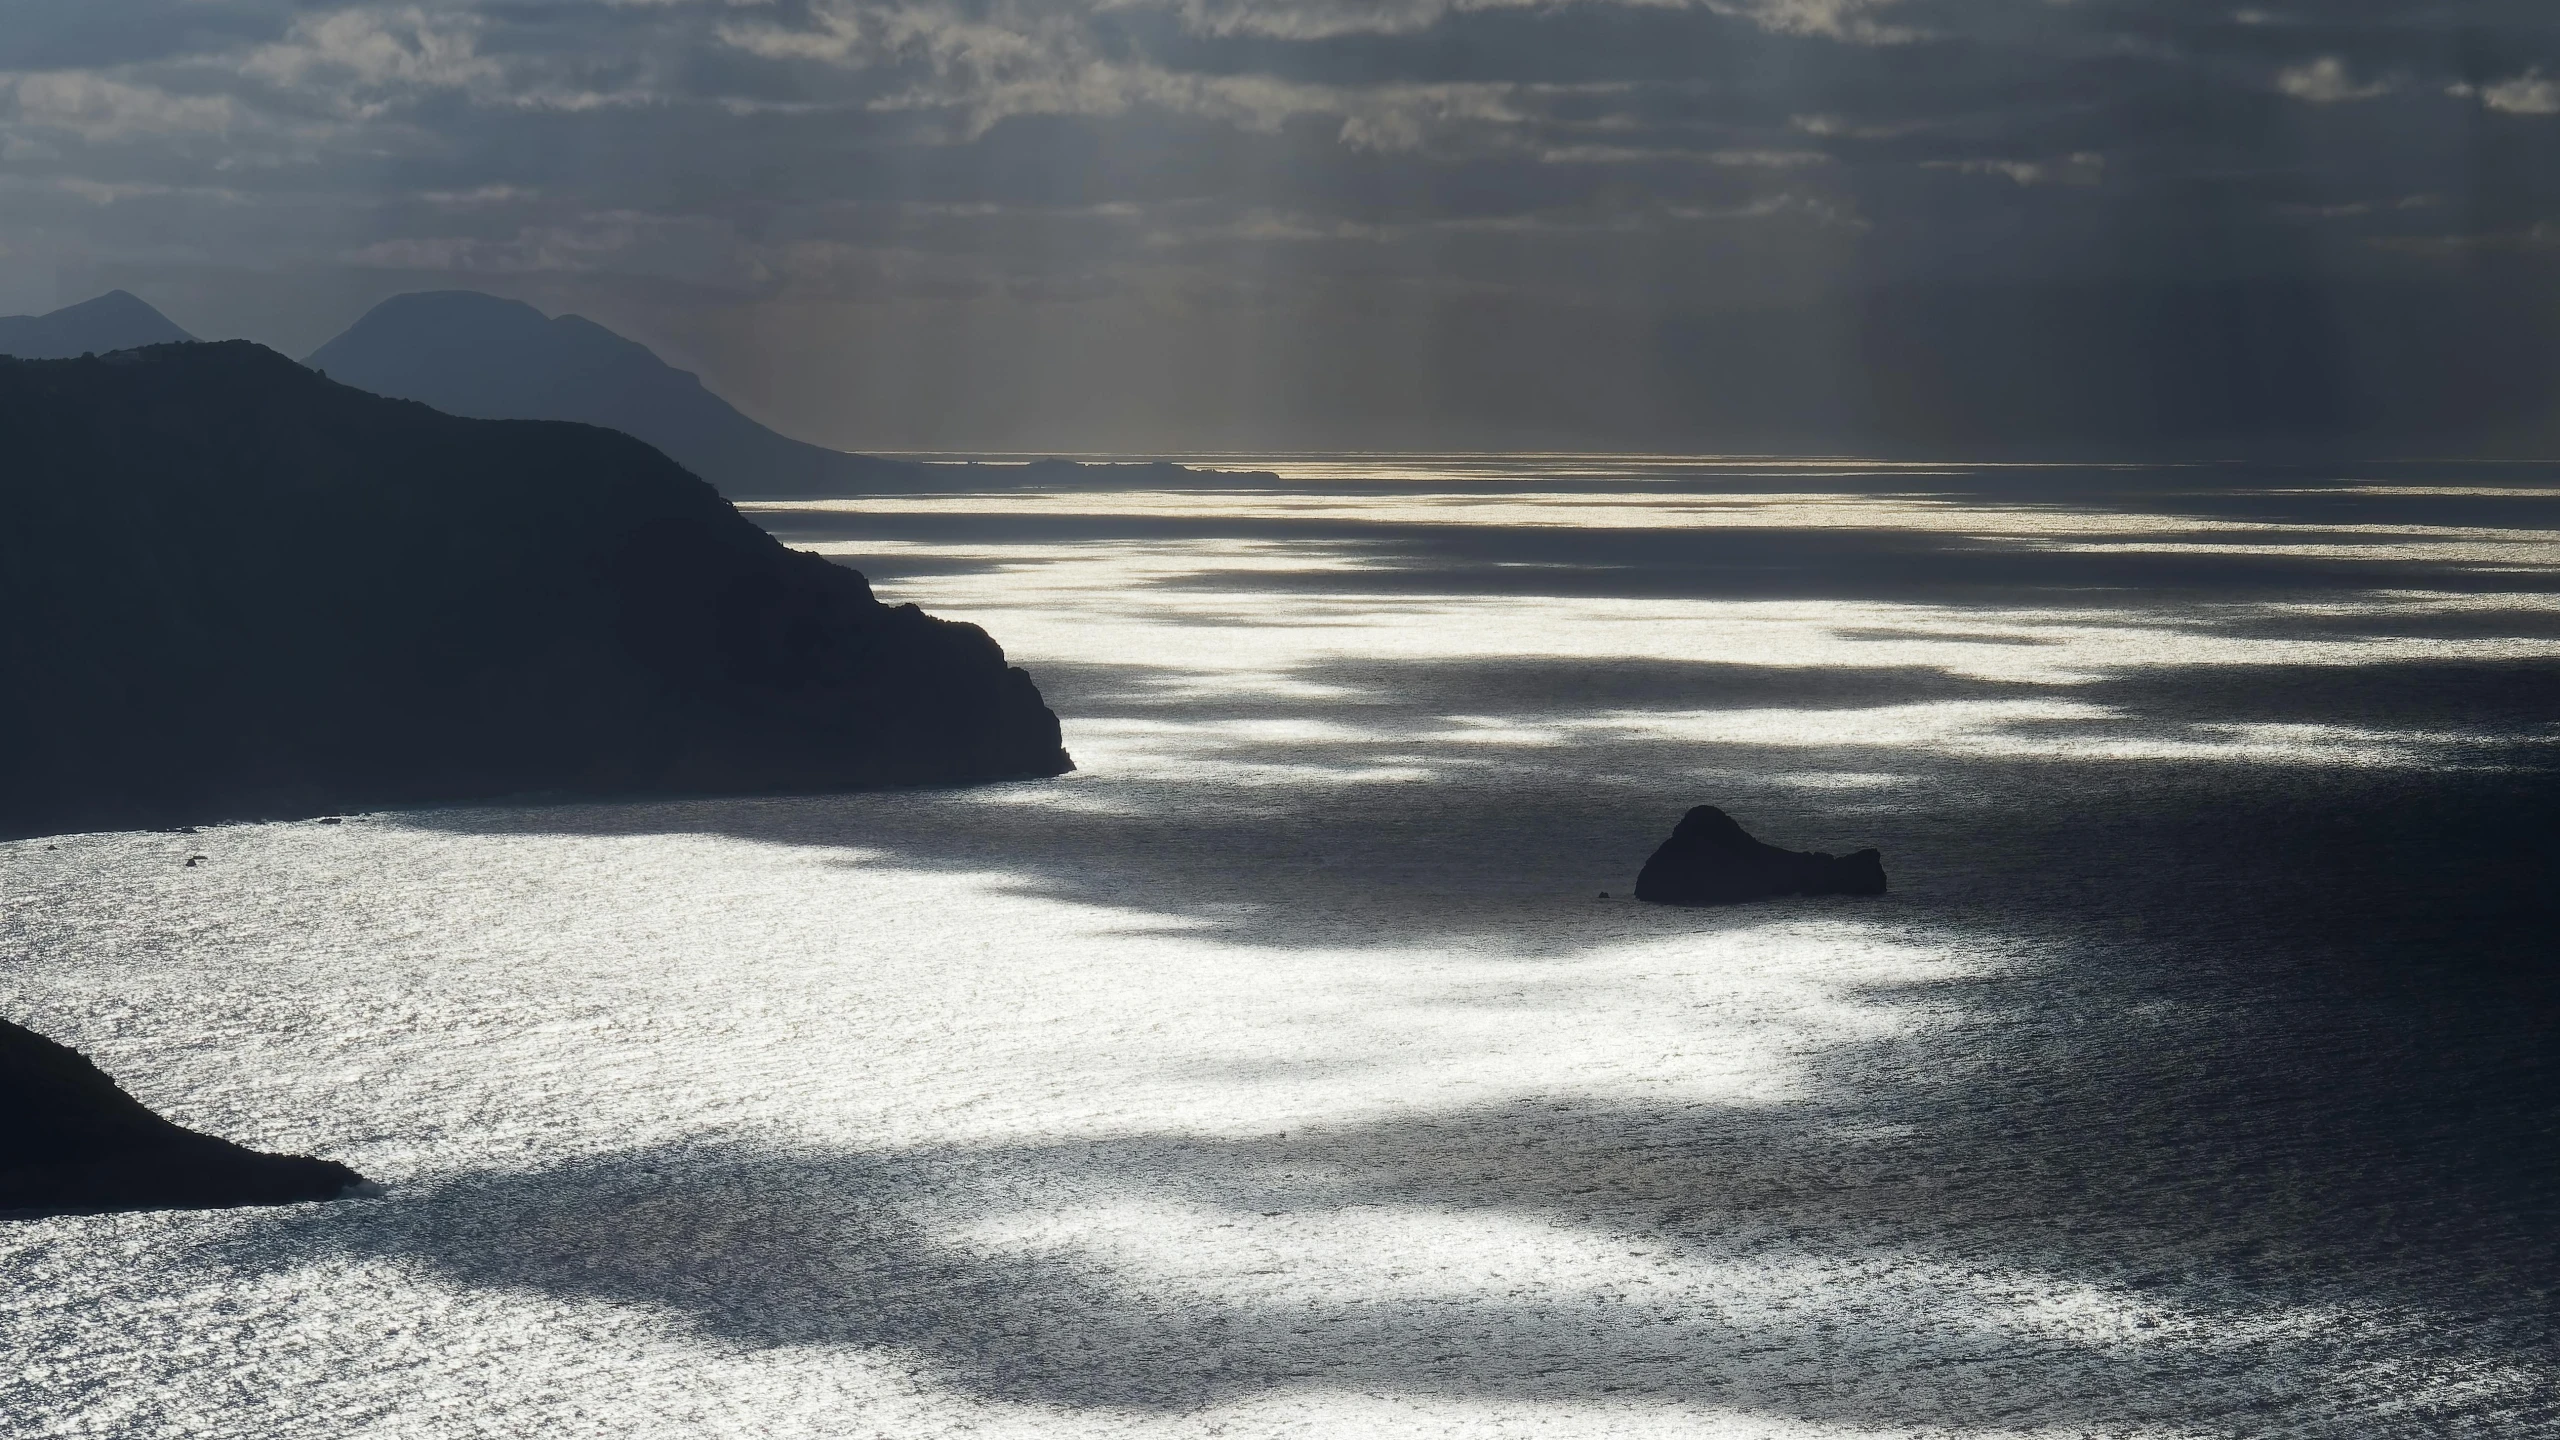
[[2, 457, 2554, 1438]]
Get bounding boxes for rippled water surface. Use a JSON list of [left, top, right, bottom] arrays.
[[4, 459, 2556, 1438]]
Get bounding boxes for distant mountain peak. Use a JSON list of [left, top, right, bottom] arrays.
[[351, 289, 550, 332], [305, 289, 910, 497], [0, 291, 195, 359], [303, 288, 1250, 494], [66, 289, 156, 315]]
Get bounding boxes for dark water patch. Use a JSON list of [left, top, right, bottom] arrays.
[[2182, 606, 2560, 644], [2080, 658, 2560, 735]]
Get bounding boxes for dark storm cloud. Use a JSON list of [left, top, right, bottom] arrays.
[[4, 0, 2557, 449]]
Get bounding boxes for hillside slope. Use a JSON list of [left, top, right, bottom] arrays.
[[0, 342, 1070, 838]]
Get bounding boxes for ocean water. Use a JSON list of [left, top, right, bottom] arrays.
[[3, 459, 2555, 1438]]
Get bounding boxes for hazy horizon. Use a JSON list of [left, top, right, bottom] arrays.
[[20, 285, 2560, 466]]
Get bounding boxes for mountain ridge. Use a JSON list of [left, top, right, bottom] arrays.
[[305, 290, 1280, 496], [0, 291, 195, 359], [305, 290, 928, 498]]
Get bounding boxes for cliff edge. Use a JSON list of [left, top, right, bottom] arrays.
[[0, 342, 1071, 838]]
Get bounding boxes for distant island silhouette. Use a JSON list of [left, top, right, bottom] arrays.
[[1, 1014, 368, 1216], [0, 291, 196, 359], [0, 341, 1071, 840], [306, 290, 931, 497], [306, 290, 1273, 497]]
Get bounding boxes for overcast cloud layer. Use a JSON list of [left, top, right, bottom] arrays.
[[5, 0, 2559, 451]]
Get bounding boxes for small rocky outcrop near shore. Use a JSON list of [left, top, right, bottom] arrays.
[[1, 1016, 368, 1216], [1633, 806, 1888, 906], [0, 342, 1071, 839]]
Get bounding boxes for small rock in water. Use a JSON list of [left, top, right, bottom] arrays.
[[1632, 805, 1886, 907], [184, 855, 206, 868]]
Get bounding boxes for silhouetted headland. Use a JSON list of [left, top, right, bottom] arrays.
[[307, 291, 1275, 496], [0, 291, 195, 360], [2, 1015, 368, 1216], [1633, 806, 1888, 906], [0, 342, 1071, 840]]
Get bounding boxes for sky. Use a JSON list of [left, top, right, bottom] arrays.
[[4, 0, 2559, 453]]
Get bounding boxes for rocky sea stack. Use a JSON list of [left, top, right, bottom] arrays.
[[1, 1016, 366, 1216], [1633, 806, 1887, 906], [0, 342, 1070, 838]]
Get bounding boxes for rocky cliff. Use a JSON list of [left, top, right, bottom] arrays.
[[0, 342, 1070, 838]]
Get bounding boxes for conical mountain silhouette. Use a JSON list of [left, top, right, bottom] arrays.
[[0, 291, 195, 358], [306, 291, 927, 497]]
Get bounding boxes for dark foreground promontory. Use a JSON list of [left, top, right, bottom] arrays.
[[1, 1016, 366, 1216], [1634, 806, 1887, 906], [0, 343, 1071, 839]]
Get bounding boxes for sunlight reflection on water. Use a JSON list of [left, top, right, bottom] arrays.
[[3, 460, 2553, 1438]]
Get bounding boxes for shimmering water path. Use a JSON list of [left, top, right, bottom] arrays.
[[4, 460, 2555, 1437]]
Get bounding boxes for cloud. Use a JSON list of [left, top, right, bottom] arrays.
[[1705, 0, 1918, 44], [239, 8, 499, 101], [55, 176, 251, 206], [1790, 112, 1932, 140], [1706, 148, 1832, 168], [1664, 192, 1866, 227], [6, 72, 244, 142], [419, 184, 541, 209], [2467, 70, 2560, 117], [2275, 56, 2394, 104], [714, 2, 1653, 150], [1092, 0, 1917, 44], [1921, 152, 2105, 187]]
